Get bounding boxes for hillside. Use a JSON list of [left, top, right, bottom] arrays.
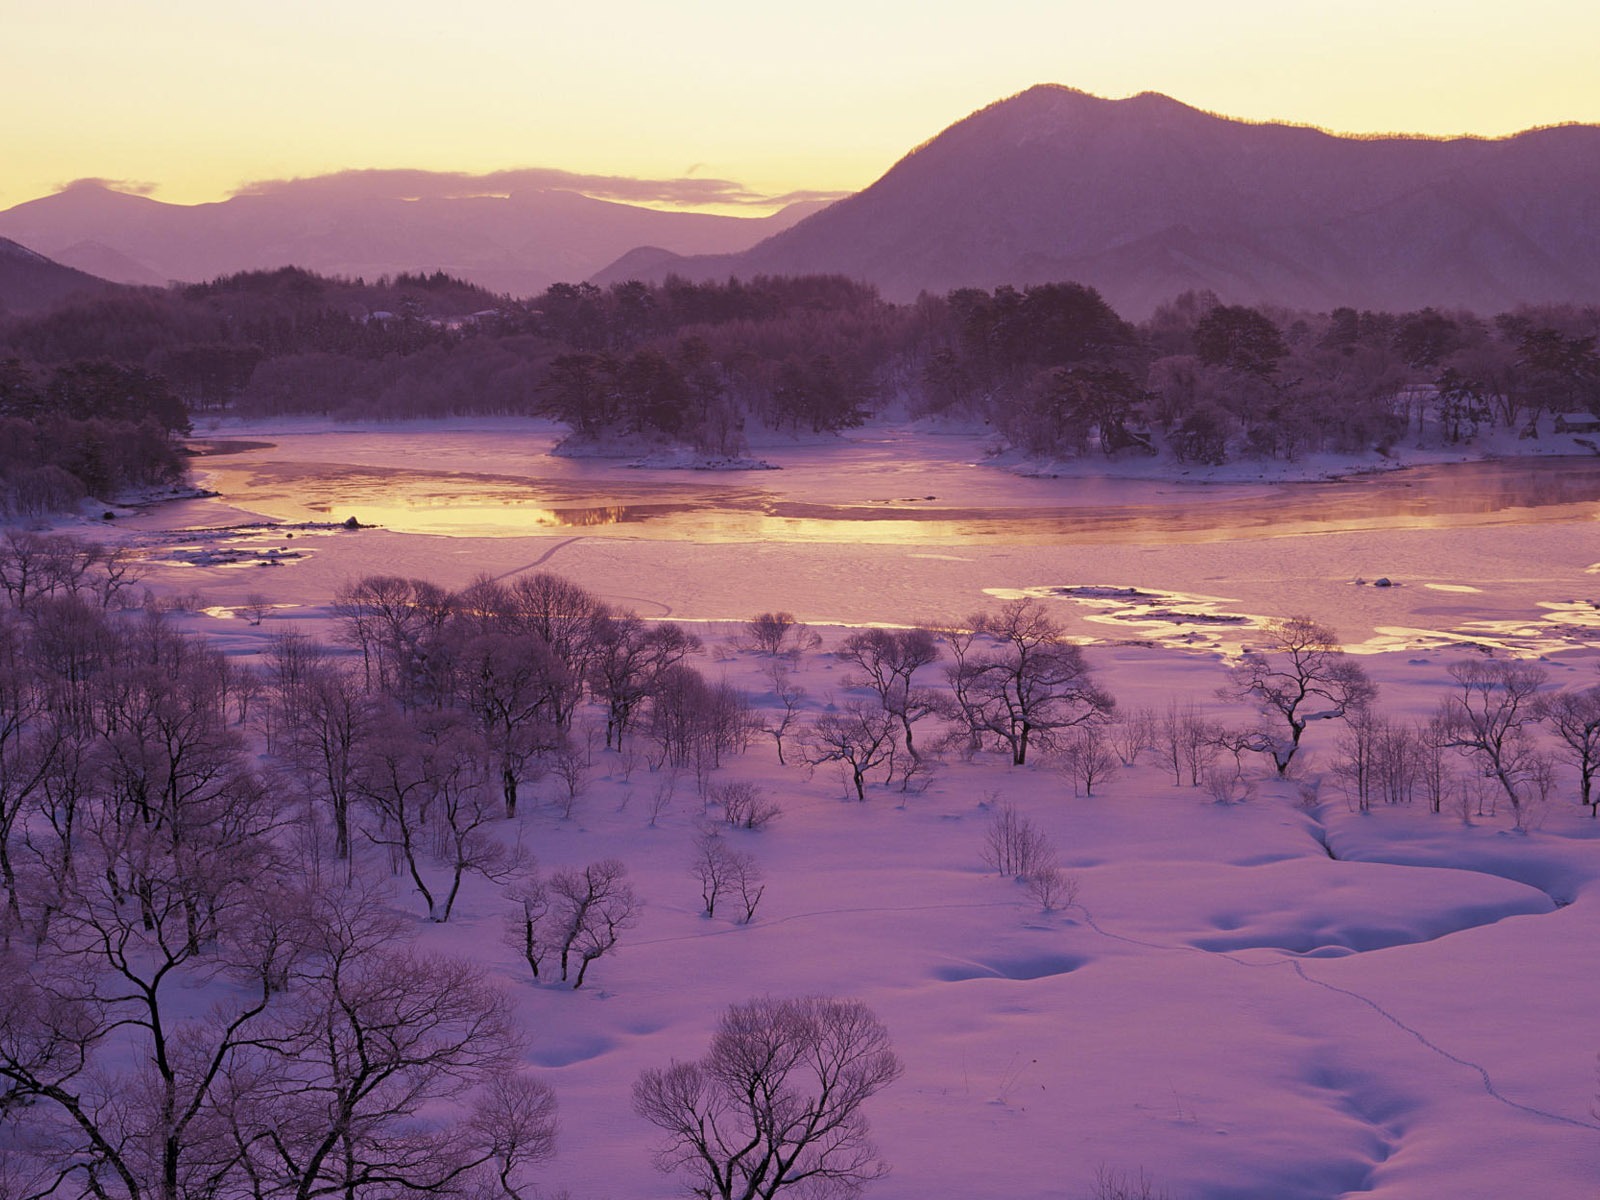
[[592, 85, 1600, 315], [0, 236, 117, 316]]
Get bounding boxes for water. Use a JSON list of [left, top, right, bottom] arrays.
[[185, 433, 1600, 546], [126, 427, 1600, 654]]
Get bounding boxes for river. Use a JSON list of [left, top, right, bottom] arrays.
[[116, 421, 1600, 655]]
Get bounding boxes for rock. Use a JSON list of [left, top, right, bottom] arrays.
[[1374, 577, 1393, 588], [342, 516, 361, 530]]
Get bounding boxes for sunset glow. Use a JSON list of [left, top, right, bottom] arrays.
[[7, 0, 1600, 211]]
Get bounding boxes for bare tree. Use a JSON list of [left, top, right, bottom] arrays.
[[741, 612, 821, 658], [648, 770, 680, 827], [713, 781, 781, 831], [238, 593, 272, 626], [1092, 1164, 1171, 1200], [692, 831, 738, 919], [1025, 864, 1079, 912], [429, 752, 517, 925], [981, 800, 1055, 879], [500, 571, 608, 728], [332, 574, 457, 701], [1373, 718, 1419, 807], [944, 600, 1114, 765], [1539, 683, 1600, 816], [836, 627, 941, 762], [1109, 706, 1157, 766], [1433, 659, 1548, 829], [804, 702, 897, 801], [1219, 615, 1375, 775], [1202, 763, 1255, 805], [226, 891, 556, 1200], [447, 626, 569, 817], [1333, 706, 1381, 813], [0, 617, 55, 925], [544, 859, 638, 988], [352, 709, 503, 921], [1206, 725, 1268, 782], [1057, 725, 1118, 797], [221, 658, 264, 727], [506, 871, 551, 981], [761, 666, 808, 767], [589, 612, 701, 751], [1417, 716, 1455, 814], [0, 532, 136, 611], [633, 995, 901, 1200], [731, 852, 766, 924], [549, 738, 591, 821], [271, 644, 373, 861], [648, 665, 756, 775], [1158, 699, 1216, 786], [688, 830, 766, 926], [88, 544, 144, 610], [0, 762, 288, 1200]]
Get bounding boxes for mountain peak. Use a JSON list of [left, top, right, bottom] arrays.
[[612, 87, 1600, 316], [991, 84, 1204, 120]]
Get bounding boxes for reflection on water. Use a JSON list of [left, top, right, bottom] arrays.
[[302, 501, 667, 530], [192, 451, 1600, 545]]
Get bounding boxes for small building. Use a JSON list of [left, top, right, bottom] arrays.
[[1554, 412, 1600, 434]]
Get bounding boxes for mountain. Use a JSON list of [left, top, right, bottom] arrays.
[[591, 86, 1600, 316], [0, 181, 831, 297], [0, 237, 117, 316], [49, 240, 167, 287]]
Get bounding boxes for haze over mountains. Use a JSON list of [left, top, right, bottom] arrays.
[[8, 84, 1600, 318], [596, 85, 1600, 316], [0, 176, 827, 299]]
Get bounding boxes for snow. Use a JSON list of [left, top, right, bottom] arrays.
[[46, 416, 1600, 1198]]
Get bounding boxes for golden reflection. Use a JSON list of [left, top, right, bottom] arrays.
[[191, 451, 1600, 545], [300, 502, 661, 535]]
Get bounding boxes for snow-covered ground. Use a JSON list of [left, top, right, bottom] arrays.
[[49, 416, 1600, 1198], [147, 615, 1600, 1200]]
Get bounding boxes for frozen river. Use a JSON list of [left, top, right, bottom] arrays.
[[181, 427, 1600, 546], [119, 421, 1600, 654]]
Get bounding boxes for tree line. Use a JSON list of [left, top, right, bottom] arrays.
[[0, 359, 189, 516], [6, 267, 1598, 483]]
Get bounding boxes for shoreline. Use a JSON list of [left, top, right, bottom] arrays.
[[188, 410, 1600, 489]]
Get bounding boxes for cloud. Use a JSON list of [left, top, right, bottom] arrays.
[[230, 167, 849, 209], [58, 177, 158, 196]]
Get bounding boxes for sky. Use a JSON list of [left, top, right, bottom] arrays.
[[6, 0, 1600, 213]]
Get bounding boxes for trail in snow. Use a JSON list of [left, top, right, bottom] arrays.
[[483, 535, 586, 581]]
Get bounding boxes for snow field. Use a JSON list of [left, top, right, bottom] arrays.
[[183, 617, 1594, 1200], [63, 417, 1600, 1197]]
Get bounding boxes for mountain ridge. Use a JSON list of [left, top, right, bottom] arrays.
[[0, 236, 118, 316], [592, 85, 1600, 315], [0, 181, 829, 298]]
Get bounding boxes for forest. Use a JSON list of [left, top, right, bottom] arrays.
[[2, 268, 1599, 513]]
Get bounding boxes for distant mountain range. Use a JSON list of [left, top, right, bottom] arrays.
[[593, 85, 1600, 316], [9, 85, 1600, 319], [0, 180, 827, 298]]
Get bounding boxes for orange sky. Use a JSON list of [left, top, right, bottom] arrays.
[[6, 0, 1599, 212]]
